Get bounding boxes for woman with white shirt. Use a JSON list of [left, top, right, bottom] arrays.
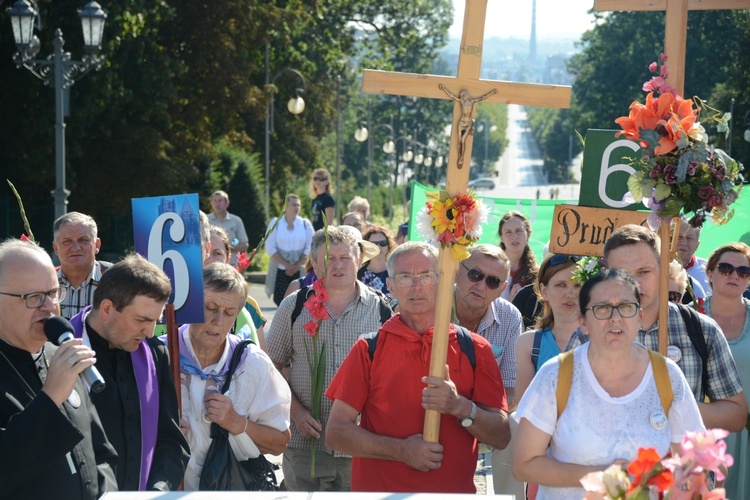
[[265, 193, 314, 305], [513, 269, 704, 500], [177, 263, 291, 490]]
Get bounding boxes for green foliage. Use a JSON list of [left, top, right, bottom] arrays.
[[471, 103, 509, 174]]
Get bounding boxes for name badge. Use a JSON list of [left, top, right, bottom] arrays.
[[650, 410, 668, 431], [67, 389, 81, 409], [667, 345, 682, 363]]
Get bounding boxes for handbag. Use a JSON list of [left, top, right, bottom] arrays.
[[199, 340, 281, 491]]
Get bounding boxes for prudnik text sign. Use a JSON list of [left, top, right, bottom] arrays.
[[549, 204, 649, 256]]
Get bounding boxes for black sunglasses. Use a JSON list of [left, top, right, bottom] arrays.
[[461, 262, 503, 290], [313, 176, 328, 182], [370, 240, 389, 247], [548, 254, 584, 267], [716, 262, 750, 279], [668, 291, 683, 303]]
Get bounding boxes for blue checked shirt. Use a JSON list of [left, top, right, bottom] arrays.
[[565, 302, 743, 402]]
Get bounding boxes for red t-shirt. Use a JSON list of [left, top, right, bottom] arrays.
[[325, 315, 507, 493]]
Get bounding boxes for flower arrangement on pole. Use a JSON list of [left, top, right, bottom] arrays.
[[615, 54, 744, 229], [416, 190, 490, 260], [302, 222, 330, 477], [581, 428, 733, 499]]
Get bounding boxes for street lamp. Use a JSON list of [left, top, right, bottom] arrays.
[[353, 101, 395, 202], [7, 0, 107, 219], [264, 42, 306, 219]]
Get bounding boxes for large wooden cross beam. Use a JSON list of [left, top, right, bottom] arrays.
[[363, 0, 571, 442], [594, 0, 750, 96], [595, 0, 750, 354]]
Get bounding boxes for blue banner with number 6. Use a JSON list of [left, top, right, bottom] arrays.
[[132, 194, 205, 324]]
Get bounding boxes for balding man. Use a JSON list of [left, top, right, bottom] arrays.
[[53, 212, 112, 319], [0, 239, 117, 498]]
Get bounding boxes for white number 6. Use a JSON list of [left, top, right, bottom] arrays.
[[148, 213, 189, 309]]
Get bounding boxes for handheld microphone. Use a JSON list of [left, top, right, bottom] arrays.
[[44, 316, 106, 394]]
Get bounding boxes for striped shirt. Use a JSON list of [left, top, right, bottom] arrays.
[[57, 261, 111, 319], [266, 282, 387, 456]]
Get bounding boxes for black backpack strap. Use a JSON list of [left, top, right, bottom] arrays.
[[221, 340, 252, 394], [454, 325, 476, 370], [677, 303, 710, 398], [290, 286, 311, 328], [531, 328, 544, 371], [378, 296, 393, 324], [362, 332, 380, 360]]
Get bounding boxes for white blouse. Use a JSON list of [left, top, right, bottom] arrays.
[[264, 216, 313, 270], [180, 329, 291, 491]]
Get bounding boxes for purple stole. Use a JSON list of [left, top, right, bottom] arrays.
[[70, 306, 158, 491]]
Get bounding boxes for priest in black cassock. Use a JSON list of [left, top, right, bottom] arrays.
[[70, 254, 189, 491], [0, 239, 118, 499]]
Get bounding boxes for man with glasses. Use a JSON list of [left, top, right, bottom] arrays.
[[566, 225, 747, 432], [453, 244, 522, 497], [0, 238, 117, 498], [69, 254, 189, 491], [266, 226, 389, 491], [53, 211, 112, 319], [326, 242, 510, 493]]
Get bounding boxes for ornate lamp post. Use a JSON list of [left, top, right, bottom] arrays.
[[7, 0, 107, 219], [354, 102, 395, 203], [264, 42, 306, 219], [476, 119, 496, 174]]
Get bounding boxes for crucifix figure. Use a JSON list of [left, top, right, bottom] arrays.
[[363, 0, 571, 442], [438, 84, 497, 168]]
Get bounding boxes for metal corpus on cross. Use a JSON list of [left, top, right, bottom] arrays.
[[363, 0, 571, 442], [594, 0, 750, 354]]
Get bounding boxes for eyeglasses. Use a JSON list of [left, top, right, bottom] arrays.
[[716, 262, 750, 279], [461, 262, 503, 290], [548, 254, 584, 267], [313, 177, 328, 182], [370, 240, 389, 247], [668, 291, 683, 303], [392, 272, 440, 287], [585, 302, 640, 320], [0, 287, 67, 309]]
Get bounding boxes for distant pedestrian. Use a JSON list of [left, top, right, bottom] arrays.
[[208, 190, 248, 265], [549, 187, 554, 199], [555, 187, 560, 199], [310, 168, 335, 231], [535, 188, 540, 200]]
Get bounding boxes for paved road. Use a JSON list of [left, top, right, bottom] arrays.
[[477, 104, 581, 201]]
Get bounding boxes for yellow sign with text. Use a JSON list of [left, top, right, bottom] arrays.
[[549, 205, 649, 256]]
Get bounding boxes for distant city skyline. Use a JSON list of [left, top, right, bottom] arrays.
[[450, 0, 598, 40]]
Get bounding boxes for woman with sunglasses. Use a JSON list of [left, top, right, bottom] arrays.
[[513, 269, 703, 500], [358, 226, 397, 298], [704, 242, 750, 499], [310, 168, 335, 231], [497, 211, 539, 301]]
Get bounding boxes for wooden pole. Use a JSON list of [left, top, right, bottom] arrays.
[[166, 303, 180, 411], [658, 222, 671, 355]]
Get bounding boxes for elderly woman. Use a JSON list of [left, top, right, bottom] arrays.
[[265, 193, 314, 306], [177, 263, 291, 490], [358, 226, 397, 298], [513, 269, 704, 499], [668, 259, 689, 303], [704, 242, 750, 499]]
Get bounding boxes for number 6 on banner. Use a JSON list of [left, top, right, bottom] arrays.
[[148, 212, 190, 309]]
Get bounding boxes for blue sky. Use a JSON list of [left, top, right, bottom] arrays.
[[450, 0, 597, 40]]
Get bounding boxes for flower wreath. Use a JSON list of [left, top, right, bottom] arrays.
[[416, 190, 490, 261]]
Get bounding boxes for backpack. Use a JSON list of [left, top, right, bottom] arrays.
[[555, 349, 673, 419], [675, 303, 710, 399], [530, 328, 546, 371], [361, 325, 476, 370], [290, 285, 393, 327]]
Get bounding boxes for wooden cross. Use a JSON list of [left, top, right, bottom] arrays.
[[594, 0, 750, 96], [363, 0, 572, 442], [595, 0, 750, 354]]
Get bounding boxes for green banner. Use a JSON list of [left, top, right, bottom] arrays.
[[408, 181, 750, 260]]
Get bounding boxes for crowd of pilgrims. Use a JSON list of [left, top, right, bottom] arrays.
[[1, 176, 748, 499]]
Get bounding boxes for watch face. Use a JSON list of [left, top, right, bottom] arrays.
[[461, 417, 473, 428]]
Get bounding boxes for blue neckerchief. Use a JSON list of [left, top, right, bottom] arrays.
[[178, 353, 228, 385]]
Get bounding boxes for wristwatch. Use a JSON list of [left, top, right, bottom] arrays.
[[459, 401, 477, 428]]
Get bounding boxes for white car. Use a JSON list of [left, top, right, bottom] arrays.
[[468, 178, 496, 190]]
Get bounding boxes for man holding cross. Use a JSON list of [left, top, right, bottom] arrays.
[[326, 242, 510, 493], [566, 225, 748, 432]]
